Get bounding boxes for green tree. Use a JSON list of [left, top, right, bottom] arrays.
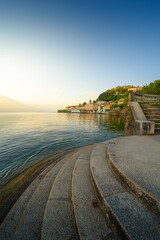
[[119, 104, 125, 109], [111, 103, 119, 109], [142, 80, 160, 95]]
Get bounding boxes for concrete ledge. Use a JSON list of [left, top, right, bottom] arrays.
[[90, 143, 160, 240], [107, 142, 160, 217], [90, 143, 129, 240], [72, 146, 114, 240]]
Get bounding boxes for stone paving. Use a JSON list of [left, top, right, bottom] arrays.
[[0, 135, 159, 240], [108, 135, 160, 201]]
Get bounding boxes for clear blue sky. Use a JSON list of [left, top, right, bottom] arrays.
[[0, 0, 160, 109]]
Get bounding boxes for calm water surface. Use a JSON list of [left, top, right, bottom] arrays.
[[0, 112, 124, 183]]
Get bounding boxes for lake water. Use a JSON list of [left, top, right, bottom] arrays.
[[0, 112, 124, 185]]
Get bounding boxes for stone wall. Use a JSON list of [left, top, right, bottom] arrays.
[[124, 103, 155, 136], [129, 91, 160, 102]]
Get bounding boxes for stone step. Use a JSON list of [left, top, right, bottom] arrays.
[[141, 104, 160, 106], [141, 105, 160, 107], [11, 153, 71, 240], [90, 141, 160, 240], [144, 114, 160, 117], [108, 136, 160, 216], [72, 145, 116, 240], [42, 148, 84, 240], [147, 119, 160, 123], [143, 108, 160, 111], [140, 103, 160, 107], [155, 128, 160, 134], [140, 101, 160, 104], [0, 156, 65, 240], [146, 115, 160, 119], [144, 112, 160, 115], [142, 108, 160, 112], [146, 117, 160, 121]]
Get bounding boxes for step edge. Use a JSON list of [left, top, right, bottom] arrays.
[[71, 145, 99, 240], [1, 155, 66, 240], [71, 152, 84, 240], [41, 149, 81, 240], [41, 154, 72, 239], [13, 154, 72, 240], [107, 144, 160, 218], [0, 152, 66, 228], [90, 144, 131, 240]]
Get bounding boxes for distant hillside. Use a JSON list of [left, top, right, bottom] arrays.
[[0, 95, 39, 112], [97, 85, 135, 102]]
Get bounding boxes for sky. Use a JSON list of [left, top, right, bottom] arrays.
[[0, 0, 160, 110]]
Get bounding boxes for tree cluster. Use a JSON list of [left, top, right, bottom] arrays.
[[97, 85, 133, 102], [142, 80, 160, 95]]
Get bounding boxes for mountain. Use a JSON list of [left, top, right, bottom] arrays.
[[0, 95, 41, 112]]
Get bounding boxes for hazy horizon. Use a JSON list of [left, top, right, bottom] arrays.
[[0, 94, 65, 112], [0, 0, 160, 108]]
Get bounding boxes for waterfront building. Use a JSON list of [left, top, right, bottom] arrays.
[[84, 103, 98, 112], [118, 99, 125, 105]]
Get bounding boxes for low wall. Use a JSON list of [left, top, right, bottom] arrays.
[[129, 91, 160, 102]]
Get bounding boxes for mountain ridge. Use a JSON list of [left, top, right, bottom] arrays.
[[0, 95, 41, 112]]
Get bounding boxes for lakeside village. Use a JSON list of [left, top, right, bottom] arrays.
[[58, 87, 142, 114], [64, 98, 125, 114]]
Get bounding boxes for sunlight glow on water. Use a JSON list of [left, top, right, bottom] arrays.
[[0, 112, 124, 181]]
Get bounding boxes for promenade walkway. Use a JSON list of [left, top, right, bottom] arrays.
[[0, 135, 159, 240]]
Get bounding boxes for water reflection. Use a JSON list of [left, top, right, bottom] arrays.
[[98, 113, 125, 131], [63, 112, 124, 131], [0, 112, 124, 183], [0, 112, 124, 131]]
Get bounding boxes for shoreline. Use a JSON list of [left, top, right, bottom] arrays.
[[0, 143, 98, 224], [0, 148, 75, 224]]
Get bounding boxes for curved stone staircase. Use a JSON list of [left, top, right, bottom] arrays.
[[0, 136, 160, 240], [139, 102, 160, 134]]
